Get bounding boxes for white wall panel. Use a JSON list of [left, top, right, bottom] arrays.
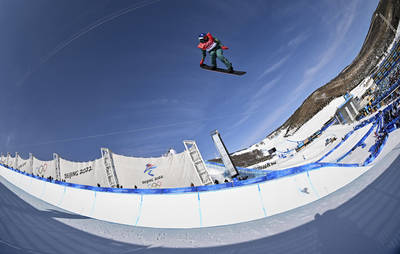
[[0, 162, 383, 229], [29, 177, 47, 199], [308, 166, 370, 198], [138, 193, 200, 228], [19, 173, 32, 192], [91, 192, 141, 225], [259, 173, 318, 217], [60, 187, 94, 217], [200, 185, 264, 227], [44, 182, 67, 207]]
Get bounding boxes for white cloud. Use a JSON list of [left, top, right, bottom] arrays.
[[257, 32, 309, 81], [288, 31, 310, 48], [294, 0, 358, 96], [232, 76, 282, 129], [242, 96, 295, 146], [257, 56, 290, 80]]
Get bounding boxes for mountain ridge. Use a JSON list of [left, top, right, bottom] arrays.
[[271, 0, 400, 138]]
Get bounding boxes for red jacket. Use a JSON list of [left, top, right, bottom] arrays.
[[197, 33, 217, 52]]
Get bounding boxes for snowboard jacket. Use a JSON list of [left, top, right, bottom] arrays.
[[198, 33, 223, 61], [198, 33, 219, 52]]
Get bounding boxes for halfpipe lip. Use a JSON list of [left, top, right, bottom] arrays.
[[0, 160, 370, 195]]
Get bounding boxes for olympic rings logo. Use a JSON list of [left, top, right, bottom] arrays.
[[37, 163, 47, 175], [147, 181, 162, 188]]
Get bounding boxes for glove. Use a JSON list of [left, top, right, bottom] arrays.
[[200, 59, 204, 66], [221, 46, 229, 50]]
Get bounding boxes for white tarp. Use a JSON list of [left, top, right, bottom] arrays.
[[59, 158, 108, 187], [16, 154, 31, 173], [32, 157, 56, 178], [112, 152, 202, 189], [2, 148, 208, 189], [7, 154, 16, 168]]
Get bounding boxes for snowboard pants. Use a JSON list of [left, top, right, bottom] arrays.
[[210, 47, 232, 69]]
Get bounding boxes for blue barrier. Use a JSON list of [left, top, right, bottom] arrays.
[[317, 132, 351, 162], [363, 133, 388, 166], [206, 162, 271, 181], [206, 161, 271, 175], [317, 114, 379, 163], [386, 115, 400, 133], [336, 121, 378, 163]]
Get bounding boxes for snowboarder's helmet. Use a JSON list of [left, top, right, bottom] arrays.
[[198, 33, 207, 42]]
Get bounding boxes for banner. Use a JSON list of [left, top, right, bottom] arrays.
[[112, 151, 203, 189], [59, 158, 107, 187], [32, 157, 56, 178], [7, 153, 15, 168], [16, 154, 31, 173]]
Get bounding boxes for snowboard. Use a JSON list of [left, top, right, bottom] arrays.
[[201, 64, 246, 76]]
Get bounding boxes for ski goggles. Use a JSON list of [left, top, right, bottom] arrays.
[[199, 37, 208, 43]]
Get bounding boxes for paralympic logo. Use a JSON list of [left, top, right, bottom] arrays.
[[144, 163, 157, 176]]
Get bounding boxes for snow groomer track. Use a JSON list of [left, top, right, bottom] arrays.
[[1, 108, 400, 253]]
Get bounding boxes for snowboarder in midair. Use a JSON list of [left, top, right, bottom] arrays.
[[198, 33, 234, 73]]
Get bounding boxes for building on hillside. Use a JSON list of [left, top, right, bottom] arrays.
[[334, 93, 360, 124]]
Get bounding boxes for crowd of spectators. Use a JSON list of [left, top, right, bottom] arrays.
[[377, 63, 400, 90], [366, 99, 400, 164], [373, 64, 400, 104], [383, 99, 400, 127]]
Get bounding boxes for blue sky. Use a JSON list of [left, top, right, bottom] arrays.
[[0, 0, 379, 161]]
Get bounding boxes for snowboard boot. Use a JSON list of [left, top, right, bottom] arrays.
[[211, 65, 217, 70], [227, 65, 234, 73]]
